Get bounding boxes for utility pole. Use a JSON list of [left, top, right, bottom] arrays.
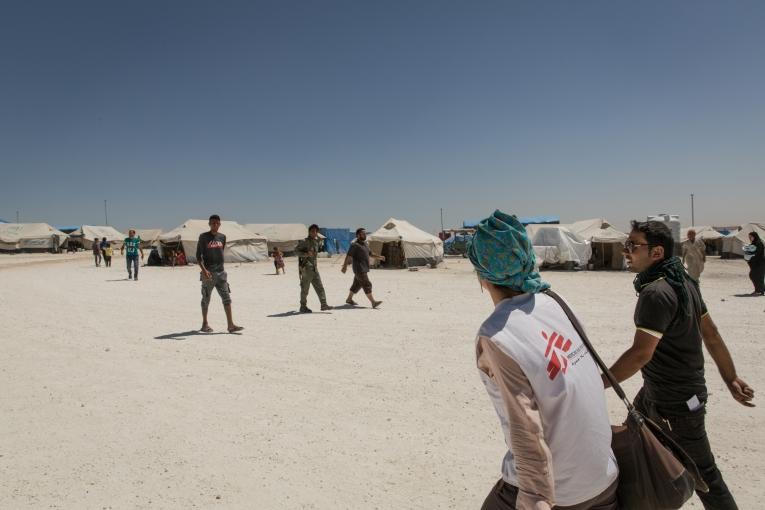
[[440, 208, 444, 238], [16, 210, 19, 223], [690, 194, 695, 226], [104, 200, 108, 225]]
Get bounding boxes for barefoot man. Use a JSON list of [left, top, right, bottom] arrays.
[[341, 228, 385, 308], [197, 214, 243, 333]]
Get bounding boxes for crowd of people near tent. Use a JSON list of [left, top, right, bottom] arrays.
[[2, 216, 765, 295]]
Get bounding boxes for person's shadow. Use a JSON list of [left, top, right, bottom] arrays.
[[332, 304, 364, 310], [267, 311, 332, 318], [155, 330, 229, 340]]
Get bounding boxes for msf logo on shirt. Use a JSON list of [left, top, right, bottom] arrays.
[[207, 240, 224, 249], [541, 331, 572, 380]]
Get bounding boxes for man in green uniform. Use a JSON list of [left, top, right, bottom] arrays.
[[295, 224, 332, 313]]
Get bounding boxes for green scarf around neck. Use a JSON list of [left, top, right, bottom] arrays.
[[633, 256, 697, 316]]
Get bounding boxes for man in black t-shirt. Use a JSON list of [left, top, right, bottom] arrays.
[[606, 220, 754, 510], [341, 228, 385, 308], [196, 214, 243, 334]]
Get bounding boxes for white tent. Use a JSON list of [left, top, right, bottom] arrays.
[[526, 224, 592, 269], [244, 224, 323, 254], [367, 218, 444, 268], [160, 220, 268, 263], [568, 219, 627, 270], [0, 223, 69, 252], [134, 229, 163, 248], [722, 223, 765, 258], [70, 225, 126, 250], [680, 226, 724, 241]]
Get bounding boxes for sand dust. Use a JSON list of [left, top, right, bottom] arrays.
[[1, 255, 762, 509]]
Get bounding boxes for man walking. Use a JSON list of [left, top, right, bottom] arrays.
[[92, 237, 102, 267], [682, 228, 707, 280], [197, 214, 243, 333], [295, 224, 332, 313], [341, 228, 385, 308], [120, 229, 144, 280], [606, 220, 754, 510]]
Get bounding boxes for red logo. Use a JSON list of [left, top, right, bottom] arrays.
[[541, 331, 572, 380]]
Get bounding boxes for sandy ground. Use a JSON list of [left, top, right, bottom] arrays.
[[1, 254, 762, 509]]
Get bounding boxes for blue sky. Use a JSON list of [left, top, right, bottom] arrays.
[[1, 1, 763, 232]]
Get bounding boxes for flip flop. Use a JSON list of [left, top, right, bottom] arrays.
[[200, 326, 213, 333], [228, 325, 244, 333]]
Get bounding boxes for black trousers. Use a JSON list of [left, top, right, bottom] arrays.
[[748, 262, 765, 293], [634, 389, 738, 510]]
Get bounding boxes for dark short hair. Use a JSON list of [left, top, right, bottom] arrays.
[[355, 227, 366, 236], [308, 224, 319, 232], [630, 220, 674, 259], [209, 214, 221, 222]]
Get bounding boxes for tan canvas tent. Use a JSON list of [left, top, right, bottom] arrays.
[[367, 218, 443, 268], [722, 223, 765, 258], [681, 226, 724, 256], [244, 224, 323, 255], [160, 220, 268, 263], [526, 224, 592, 269], [134, 229, 163, 248], [0, 223, 69, 252], [568, 219, 627, 270], [680, 226, 723, 241], [70, 225, 126, 250]]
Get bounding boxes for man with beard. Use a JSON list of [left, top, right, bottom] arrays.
[[605, 220, 754, 510], [341, 228, 385, 308]]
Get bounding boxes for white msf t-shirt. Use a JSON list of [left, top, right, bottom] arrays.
[[477, 292, 618, 507]]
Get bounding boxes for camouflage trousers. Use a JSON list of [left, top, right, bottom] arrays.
[[299, 266, 327, 306]]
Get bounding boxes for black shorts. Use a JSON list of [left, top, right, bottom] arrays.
[[350, 272, 372, 294]]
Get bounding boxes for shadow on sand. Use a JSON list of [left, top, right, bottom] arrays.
[[332, 304, 365, 310], [154, 330, 231, 340], [267, 310, 332, 318], [733, 293, 764, 298]]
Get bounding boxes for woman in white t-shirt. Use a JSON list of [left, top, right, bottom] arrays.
[[469, 210, 618, 510]]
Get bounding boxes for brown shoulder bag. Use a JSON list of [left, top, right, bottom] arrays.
[[544, 289, 708, 510]]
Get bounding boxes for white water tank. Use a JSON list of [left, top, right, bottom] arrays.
[[647, 214, 682, 255]]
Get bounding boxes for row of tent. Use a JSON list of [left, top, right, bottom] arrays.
[[160, 218, 444, 268], [446, 219, 765, 270], [0, 218, 445, 268], [4, 218, 762, 269]]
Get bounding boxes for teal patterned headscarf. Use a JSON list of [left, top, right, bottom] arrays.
[[467, 210, 550, 294]]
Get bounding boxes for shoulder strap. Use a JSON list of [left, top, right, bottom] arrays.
[[543, 289, 633, 411]]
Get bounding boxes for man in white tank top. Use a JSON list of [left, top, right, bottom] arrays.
[[469, 211, 618, 510]]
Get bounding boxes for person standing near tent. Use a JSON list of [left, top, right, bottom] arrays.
[[341, 228, 385, 308], [469, 211, 618, 510], [120, 229, 144, 280], [745, 231, 765, 295], [92, 237, 102, 267], [295, 224, 332, 313], [272, 247, 285, 275], [605, 220, 754, 509], [197, 214, 243, 333], [682, 229, 707, 280]]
